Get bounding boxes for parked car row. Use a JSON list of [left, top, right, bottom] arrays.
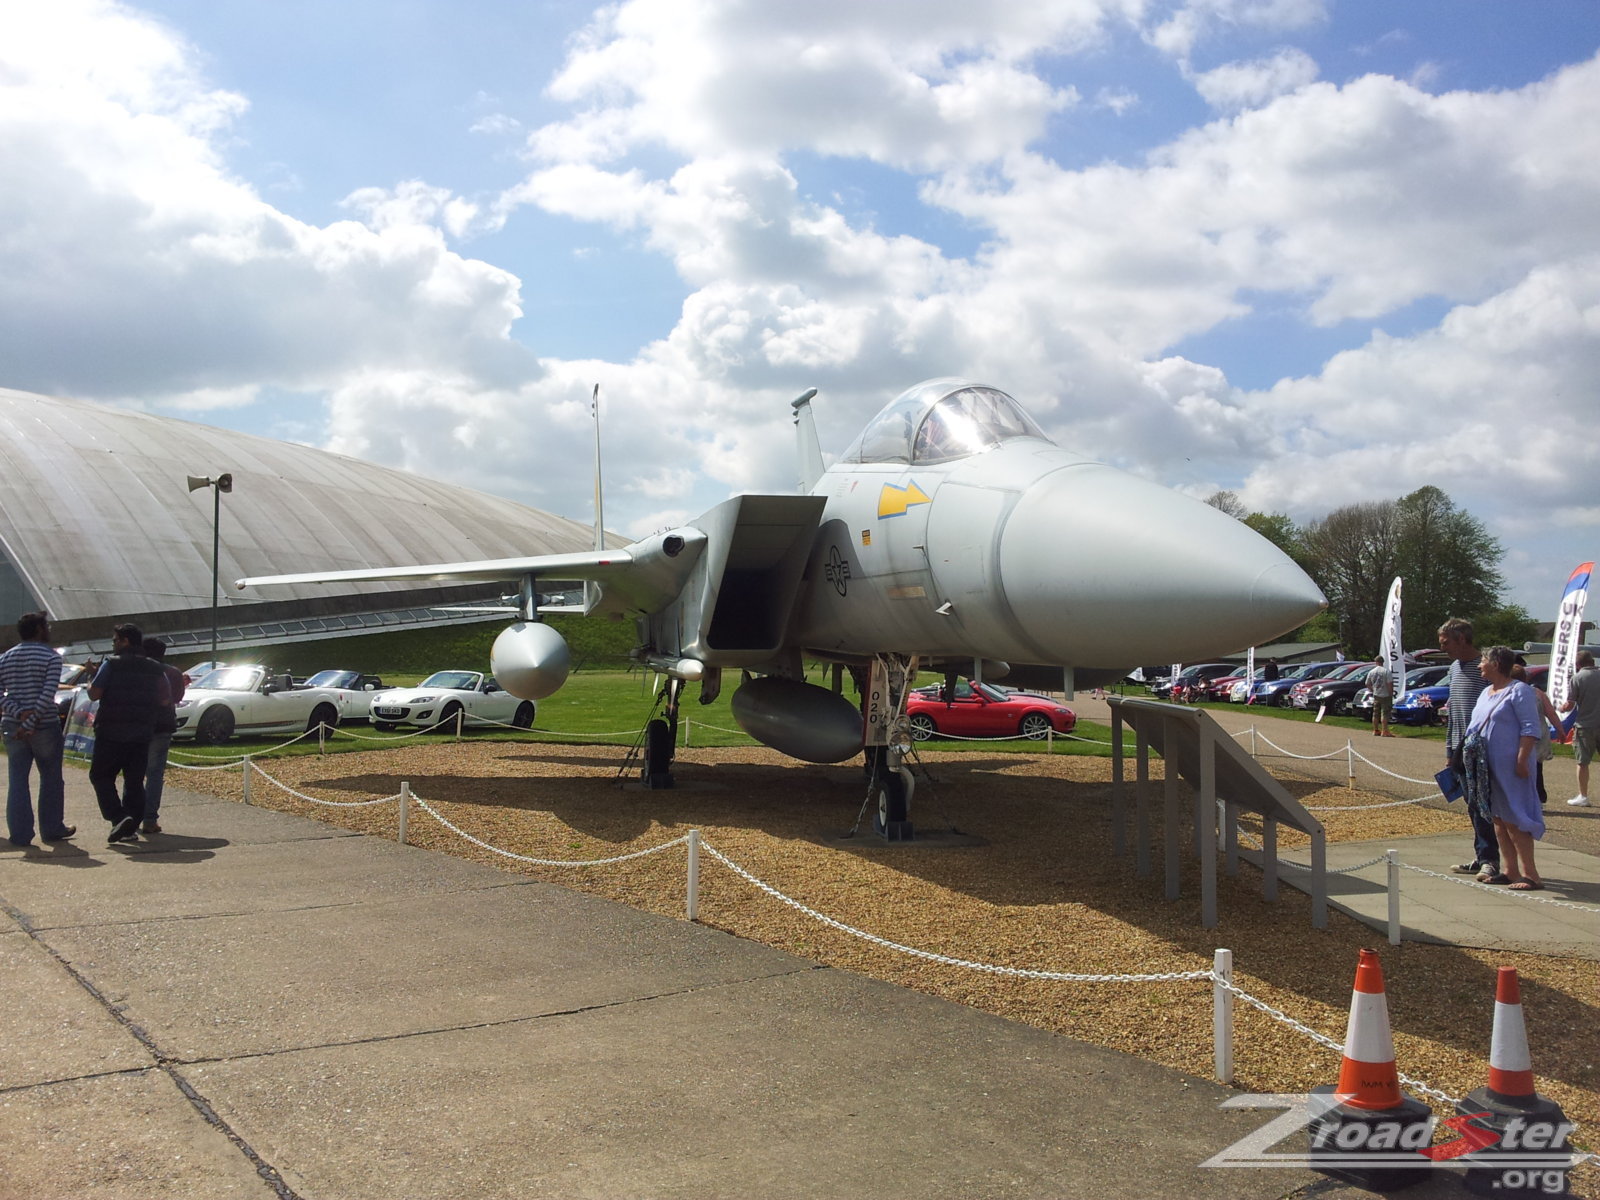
[[157, 664, 533, 744]]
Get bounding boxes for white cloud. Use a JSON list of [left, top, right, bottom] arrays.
[[1146, 0, 1329, 62], [0, 0, 538, 403], [1192, 47, 1318, 110]]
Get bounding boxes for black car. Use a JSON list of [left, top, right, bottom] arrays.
[[1302, 662, 1392, 716]]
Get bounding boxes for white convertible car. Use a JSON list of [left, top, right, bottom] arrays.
[[174, 666, 346, 744], [300, 669, 391, 721], [369, 670, 534, 732]]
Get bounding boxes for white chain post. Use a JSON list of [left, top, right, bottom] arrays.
[[1387, 848, 1401, 945], [687, 829, 700, 921], [241, 755, 252, 804], [318, 721, 326, 755], [683, 717, 690, 747], [398, 781, 410, 845], [1347, 739, 1355, 788], [1213, 948, 1234, 1084], [455, 709, 463, 741], [1250, 725, 1257, 757]]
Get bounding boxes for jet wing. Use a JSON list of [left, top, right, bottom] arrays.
[[236, 529, 707, 620], [235, 548, 631, 590]]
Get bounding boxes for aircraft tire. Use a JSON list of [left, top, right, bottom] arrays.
[[872, 772, 910, 839], [644, 717, 675, 788]]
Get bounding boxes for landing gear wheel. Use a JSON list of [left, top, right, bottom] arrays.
[[511, 702, 535, 729], [195, 706, 234, 745], [871, 771, 912, 841], [643, 717, 675, 789]]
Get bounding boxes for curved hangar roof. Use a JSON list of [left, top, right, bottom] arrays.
[[0, 387, 602, 654]]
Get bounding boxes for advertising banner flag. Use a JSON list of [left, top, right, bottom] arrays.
[[1379, 577, 1406, 702], [1550, 562, 1593, 710]]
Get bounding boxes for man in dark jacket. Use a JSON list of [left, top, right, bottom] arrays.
[[140, 637, 186, 834], [89, 624, 170, 843]]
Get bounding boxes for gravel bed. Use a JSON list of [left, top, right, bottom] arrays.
[[174, 736, 1598, 1185]]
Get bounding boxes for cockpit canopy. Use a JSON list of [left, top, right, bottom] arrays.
[[840, 379, 1052, 465]]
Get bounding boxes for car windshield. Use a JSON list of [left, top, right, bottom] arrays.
[[420, 671, 480, 690], [192, 666, 264, 692], [59, 663, 92, 687], [841, 380, 1051, 465], [306, 670, 359, 688]]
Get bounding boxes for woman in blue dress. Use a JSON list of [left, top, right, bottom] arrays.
[[1463, 646, 1545, 890]]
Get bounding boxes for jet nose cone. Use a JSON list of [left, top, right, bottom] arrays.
[[997, 465, 1325, 665]]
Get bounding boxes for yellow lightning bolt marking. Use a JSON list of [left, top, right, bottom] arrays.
[[877, 480, 931, 518]]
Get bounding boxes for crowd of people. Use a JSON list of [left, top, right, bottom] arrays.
[[2, 613, 185, 848], [1436, 618, 1597, 893]]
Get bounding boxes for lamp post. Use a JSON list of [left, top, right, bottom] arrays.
[[186, 473, 233, 657]]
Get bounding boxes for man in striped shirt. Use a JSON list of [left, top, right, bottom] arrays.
[[1439, 616, 1495, 880], [1, 611, 71, 847]]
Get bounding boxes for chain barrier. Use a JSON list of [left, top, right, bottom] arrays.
[[410, 795, 692, 866], [697, 839, 1210, 983], [247, 761, 405, 808], [168, 727, 318, 760], [1247, 730, 1348, 761], [1304, 794, 1432, 812], [1396, 862, 1600, 915]]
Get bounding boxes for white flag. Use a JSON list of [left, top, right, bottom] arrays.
[[1379, 577, 1406, 702], [1550, 562, 1593, 710]]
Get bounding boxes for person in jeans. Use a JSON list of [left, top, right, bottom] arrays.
[[1439, 617, 1498, 881], [140, 637, 186, 833], [0, 611, 71, 846], [89, 623, 170, 844]]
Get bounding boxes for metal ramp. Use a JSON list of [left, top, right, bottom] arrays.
[[1107, 697, 1327, 929]]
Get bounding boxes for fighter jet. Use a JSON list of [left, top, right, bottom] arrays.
[[238, 379, 1323, 834]]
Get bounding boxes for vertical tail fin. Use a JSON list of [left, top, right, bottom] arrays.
[[792, 387, 822, 493]]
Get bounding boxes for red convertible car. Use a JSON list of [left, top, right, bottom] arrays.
[[906, 679, 1077, 741]]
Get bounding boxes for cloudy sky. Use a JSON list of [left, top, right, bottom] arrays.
[[3, 0, 1597, 618]]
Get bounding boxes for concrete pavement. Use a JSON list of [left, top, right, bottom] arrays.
[[0, 772, 1460, 1200]]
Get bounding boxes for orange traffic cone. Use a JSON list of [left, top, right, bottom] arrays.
[[1456, 967, 1575, 1197], [1335, 948, 1403, 1110], [1486, 966, 1535, 1102], [1310, 949, 1433, 1189]]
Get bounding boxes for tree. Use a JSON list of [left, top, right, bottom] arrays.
[[1298, 487, 1505, 657], [1205, 490, 1249, 519], [1394, 485, 1504, 641], [1301, 501, 1402, 657], [1472, 605, 1537, 652]]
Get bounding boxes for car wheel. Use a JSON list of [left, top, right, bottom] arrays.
[[433, 701, 463, 733], [196, 706, 234, 745], [511, 701, 535, 729], [908, 713, 936, 741], [306, 703, 339, 733], [373, 721, 397, 732], [1020, 713, 1053, 740]]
